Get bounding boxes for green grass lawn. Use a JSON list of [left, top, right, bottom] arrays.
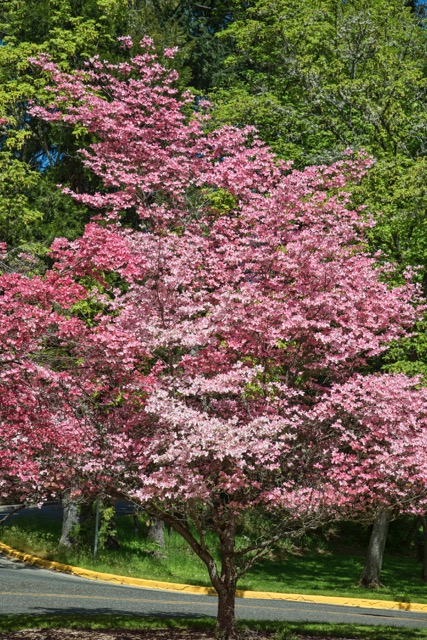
[[1, 615, 427, 639], [1, 510, 426, 605]]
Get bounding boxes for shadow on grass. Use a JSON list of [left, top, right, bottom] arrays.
[[0, 614, 215, 633], [241, 551, 427, 604], [241, 552, 364, 592]]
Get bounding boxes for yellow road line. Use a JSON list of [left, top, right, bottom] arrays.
[[1, 541, 427, 614], [0, 591, 216, 605]]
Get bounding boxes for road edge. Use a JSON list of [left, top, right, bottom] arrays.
[[1, 540, 427, 613]]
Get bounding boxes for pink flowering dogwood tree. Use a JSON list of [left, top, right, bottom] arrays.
[[5, 38, 425, 637], [0, 268, 88, 501]]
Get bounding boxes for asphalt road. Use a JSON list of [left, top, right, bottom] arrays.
[[2, 554, 427, 629]]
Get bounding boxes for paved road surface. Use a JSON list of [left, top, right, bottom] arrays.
[[1, 555, 427, 628]]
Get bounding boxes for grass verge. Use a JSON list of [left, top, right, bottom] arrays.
[[0, 615, 427, 639]]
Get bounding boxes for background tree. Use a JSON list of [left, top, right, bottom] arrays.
[[0, 0, 243, 257], [212, 0, 427, 283], [213, 0, 427, 161], [0, 0, 122, 254]]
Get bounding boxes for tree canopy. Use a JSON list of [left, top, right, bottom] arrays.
[[1, 43, 427, 638]]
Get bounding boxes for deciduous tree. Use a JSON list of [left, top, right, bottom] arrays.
[[4, 42, 426, 638]]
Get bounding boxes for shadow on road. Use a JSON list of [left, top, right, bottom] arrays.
[[9, 609, 213, 619]]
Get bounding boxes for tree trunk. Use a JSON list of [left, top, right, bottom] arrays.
[[154, 508, 238, 639], [147, 517, 165, 548], [133, 513, 140, 536], [359, 508, 391, 588], [216, 580, 237, 640], [214, 519, 238, 640], [59, 493, 79, 547], [420, 516, 427, 581]]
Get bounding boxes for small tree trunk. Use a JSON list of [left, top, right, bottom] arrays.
[[359, 508, 391, 588], [148, 517, 165, 548], [214, 519, 238, 640], [59, 493, 79, 547], [155, 509, 238, 639], [133, 513, 140, 536], [421, 516, 427, 581], [216, 580, 237, 640]]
